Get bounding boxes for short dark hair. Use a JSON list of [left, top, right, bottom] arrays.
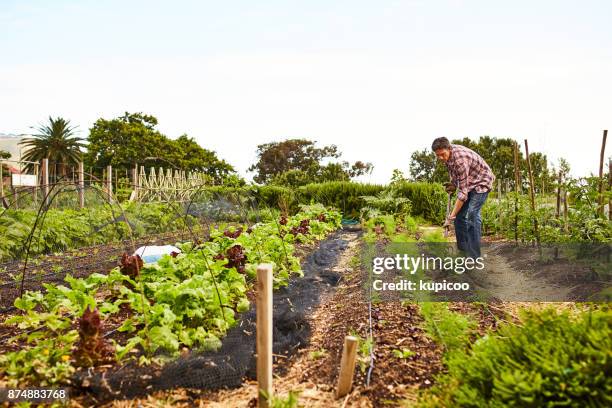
[[432, 137, 451, 151]]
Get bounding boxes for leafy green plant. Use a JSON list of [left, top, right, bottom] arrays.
[[349, 331, 374, 374], [260, 390, 301, 408], [420, 302, 476, 356], [418, 307, 612, 407], [0, 206, 343, 387], [392, 348, 415, 359], [308, 348, 328, 360]]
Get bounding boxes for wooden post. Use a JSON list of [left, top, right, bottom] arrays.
[[336, 335, 359, 399], [513, 142, 521, 241], [563, 190, 569, 232], [513, 141, 522, 194], [597, 130, 607, 216], [608, 159, 611, 220], [33, 163, 39, 203], [78, 162, 85, 208], [42, 158, 49, 206], [497, 179, 502, 234], [106, 165, 113, 203], [132, 164, 139, 200], [0, 159, 3, 202], [257, 264, 273, 408], [524, 140, 540, 245], [555, 169, 562, 219]]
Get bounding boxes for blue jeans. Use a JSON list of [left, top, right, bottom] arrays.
[[454, 190, 489, 258]]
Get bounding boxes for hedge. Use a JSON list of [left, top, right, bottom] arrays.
[[194, 181, 445, 222]]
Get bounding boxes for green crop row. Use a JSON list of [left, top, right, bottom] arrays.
[[417, 306, 611, 407], [0, 204, 342, 387]]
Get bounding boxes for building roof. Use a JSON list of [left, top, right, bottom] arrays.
[[0, 133, 32, 164]]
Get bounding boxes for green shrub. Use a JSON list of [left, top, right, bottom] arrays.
[[391, 181, 446, 224], [298, 181, 384, 218], [419, 307, 612, 407]]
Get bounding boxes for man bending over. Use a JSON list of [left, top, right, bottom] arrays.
[[432, 137, 495, 258]]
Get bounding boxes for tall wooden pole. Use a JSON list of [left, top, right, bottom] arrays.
[[555, 169, 562, 219], [497, 179, 502, 235], [563, 190, 569, 232], [513, 141, 521, 241], [42, 158, 49, 206], [608, 159, 611, 220], [597, 130, 607, 216], [0, 159, 3, 203], [336, 336, 358, 399], [524, 140, 540, 245], [257, 264, 273, 408], [34, 163, 39, 203], [132, 164, 139, 201], [106, 165, 113, 203], [78, 162, 85, 209]]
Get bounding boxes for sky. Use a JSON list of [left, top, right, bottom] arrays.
[[1, 0, 611, 183]]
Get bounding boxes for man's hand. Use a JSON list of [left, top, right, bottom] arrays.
[[443, 218, 453, 228], [444, 182, 456, 194]]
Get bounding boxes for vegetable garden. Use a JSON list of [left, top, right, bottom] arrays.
[[0, 170, 610, 407]]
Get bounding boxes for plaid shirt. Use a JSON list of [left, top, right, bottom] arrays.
[[445, 144, 495, 201]]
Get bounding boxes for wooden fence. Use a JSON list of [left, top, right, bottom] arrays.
[[0, 160, 210, 209]]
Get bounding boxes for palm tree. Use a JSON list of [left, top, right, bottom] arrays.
[[20, 116, 85, 178]]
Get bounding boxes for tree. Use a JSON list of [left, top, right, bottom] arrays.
[[408, 149, 448, 182], [20, 117, 85, 177], [249, 139, 339, 184], [0, 150, 10, 177], [85, 112, 237, 184], [249, 139, 373, 185], [167, 135, 236, 183], [408, 136, 553, 193], [270, 169, 312, 188]]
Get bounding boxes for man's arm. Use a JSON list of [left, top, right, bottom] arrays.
[[448, 198, 464, 220]]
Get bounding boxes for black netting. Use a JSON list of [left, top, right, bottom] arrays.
[[74, 231, 352, 401]]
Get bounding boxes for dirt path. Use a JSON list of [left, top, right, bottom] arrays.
[[476, 239, 606, 302]]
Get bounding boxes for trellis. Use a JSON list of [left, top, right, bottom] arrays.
[[131, 166, 209, 202]]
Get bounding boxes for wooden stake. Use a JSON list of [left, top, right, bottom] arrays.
[[513, 142, 521, 242], [42, 158, 49, 206], [524, 140, 540, 245], [555, 169, 562, 219], [598, 130, 608, 216], [563, 190, 569, 232], [257, 264, 273, 408], [106, 165, 113, 203], [513, 141, 522, 194], [0, 159, 3, 202], [132, 164, 139, 201], [497, 179, 502, 234], [609, 159, 611, 220], [78, 162, 85, 208], [336, 336, 359, 399], [34, 163, 39, 203]]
